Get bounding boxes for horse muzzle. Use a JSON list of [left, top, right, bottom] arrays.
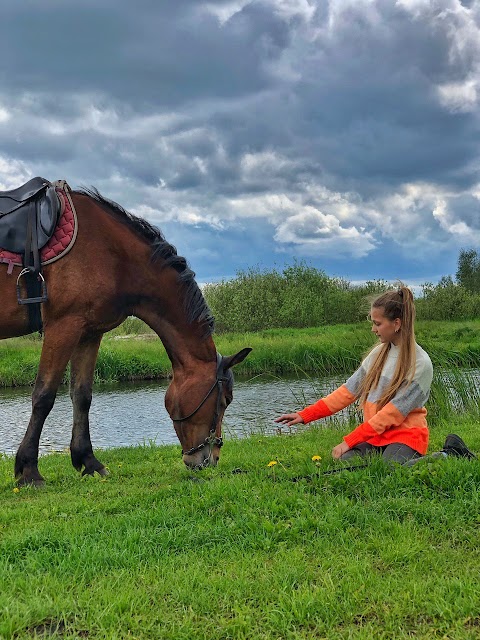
[[183, 445, 221, 469]]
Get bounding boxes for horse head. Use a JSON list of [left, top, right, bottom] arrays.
[[165, 348, 252, 469]]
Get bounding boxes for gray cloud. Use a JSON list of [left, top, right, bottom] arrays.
[[0, 1, 287, 107], [1, 0, 480, 281]]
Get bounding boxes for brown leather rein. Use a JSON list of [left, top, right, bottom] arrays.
[[171, 354, 228, 458]]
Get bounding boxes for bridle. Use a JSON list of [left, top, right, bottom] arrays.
[[171, 354, 229, 459]]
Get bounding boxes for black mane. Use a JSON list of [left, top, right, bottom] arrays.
[[75, 187, 214, 335]]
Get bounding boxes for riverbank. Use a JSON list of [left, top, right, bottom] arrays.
[[1, 319, 480, 387], [1, 416, 479, 639]]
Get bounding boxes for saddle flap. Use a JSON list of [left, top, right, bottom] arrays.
[[38, 186, 60, 238], [0, 177, 49, 214], [0, 179, 60, 254]]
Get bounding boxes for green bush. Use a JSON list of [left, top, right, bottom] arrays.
[[416, 277, 480, 321], [204, 258, 480, 332], [204, 262, 391, 332]]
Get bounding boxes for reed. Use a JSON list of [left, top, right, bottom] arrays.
[[429, 359, 480, 423]]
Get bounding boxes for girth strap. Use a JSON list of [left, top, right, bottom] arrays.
[[18, 200, 46, 333]]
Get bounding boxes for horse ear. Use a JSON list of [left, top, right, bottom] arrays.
[[223, 348, 252, 370]]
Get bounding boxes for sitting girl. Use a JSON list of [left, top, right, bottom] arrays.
[[275, 285, 475, 464]]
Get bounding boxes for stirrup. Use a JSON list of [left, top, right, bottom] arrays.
[[16, 267, 48, 305]]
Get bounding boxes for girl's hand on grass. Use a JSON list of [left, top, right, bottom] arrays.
[[274, 413, 304, 426], [332, 441, 350, 459]]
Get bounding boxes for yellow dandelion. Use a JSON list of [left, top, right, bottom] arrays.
[[311, 455, 321, 462], [267, 460, 278, 467], [13, 487, 20, 493]]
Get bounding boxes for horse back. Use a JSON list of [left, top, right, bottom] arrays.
[[0, 190, 148, 339]]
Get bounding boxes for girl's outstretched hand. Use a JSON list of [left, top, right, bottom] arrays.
[[332, 441, 351, 459], [274, 413, 304, 427]]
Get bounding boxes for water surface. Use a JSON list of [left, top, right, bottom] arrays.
[[0, 374, 346, 455], [3, 368, 477, 456]]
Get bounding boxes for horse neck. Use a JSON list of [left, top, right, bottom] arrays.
[[132, 259, 216, 373], [76, 193, 217, 373], [145, 305, 216, 373]]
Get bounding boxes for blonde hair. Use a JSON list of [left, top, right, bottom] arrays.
[[358, 283, 416, 410]]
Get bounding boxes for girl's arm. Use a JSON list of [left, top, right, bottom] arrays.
[[298, 362, 367, 424], [276, 346, 381, 427]]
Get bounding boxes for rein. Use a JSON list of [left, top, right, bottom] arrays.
[[172, 354, 228, 459]]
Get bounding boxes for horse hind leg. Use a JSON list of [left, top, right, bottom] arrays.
[[69, 335, 107, 477], [15, 321, 83, 486]]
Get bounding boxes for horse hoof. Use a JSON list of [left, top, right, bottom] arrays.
[[17, 476, 45, 488], [81, 465, 109, 477]]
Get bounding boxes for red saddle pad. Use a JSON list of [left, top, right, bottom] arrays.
[[0, 187, 77, 274]]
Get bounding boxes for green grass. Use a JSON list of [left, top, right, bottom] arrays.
[[3, 319, 480, 387], [2, 320, 480, 638], [1, 417, 479, 639]]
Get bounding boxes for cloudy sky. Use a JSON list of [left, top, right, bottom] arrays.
[[1, 0, 479, 286]]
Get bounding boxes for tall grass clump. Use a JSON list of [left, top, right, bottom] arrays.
[[0, 338, 43, 387], [107, 316, 153, 337], [428, 356, 480, 423], [2, 320, 480, 386]]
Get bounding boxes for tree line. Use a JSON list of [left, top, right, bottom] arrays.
[[203, 250, 480, 332]]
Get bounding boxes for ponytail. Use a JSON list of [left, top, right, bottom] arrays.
[[358, 283, 416, 409]]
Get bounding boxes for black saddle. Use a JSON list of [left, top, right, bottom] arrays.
[[0, 177, 61, 323], [0, 177, 60, 254]]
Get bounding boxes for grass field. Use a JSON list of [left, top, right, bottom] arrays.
[[1, 319, 480, 386], [1, 320, 480, 638], [1, 415, 479, 639]]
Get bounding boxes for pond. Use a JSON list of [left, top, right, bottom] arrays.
[[2, 368, 478, 456], [0, 374, 351, 455]]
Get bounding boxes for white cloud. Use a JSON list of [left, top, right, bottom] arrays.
[[240, 150, 299, 180], [437, 80, 478, 112], [274, 206, 376, 258], [131, 202, 225, 230], [0, 155, 31, 190], [203, 1, 252, 25], [433, 196, 480, 242], [367, 183, 447, 250], [395, 0, 434, 13], [268, 0, 316, 22], [0, 106, 10, 123], [223, 186, 378, 257]]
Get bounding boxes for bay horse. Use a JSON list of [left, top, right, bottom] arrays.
[[0, 183, 251, 485]]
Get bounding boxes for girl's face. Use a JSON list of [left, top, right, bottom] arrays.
[[370, 306, 401, 345]]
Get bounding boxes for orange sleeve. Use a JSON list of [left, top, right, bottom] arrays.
[[368, 401, 405, 433], [343, 401, 405, 448], [343, 422, 377, 448], [298, 384, 356, 424]]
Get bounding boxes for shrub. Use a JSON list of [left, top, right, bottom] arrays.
[[204, 262, 390, 332]]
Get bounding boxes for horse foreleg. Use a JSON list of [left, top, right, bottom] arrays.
[[15, 322, 82, 486], [69, 335, 107, 477]]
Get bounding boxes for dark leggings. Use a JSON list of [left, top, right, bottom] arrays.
[[340, 442, 422, 464]]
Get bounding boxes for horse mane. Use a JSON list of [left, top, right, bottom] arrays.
[[75, 187, 214, 336]]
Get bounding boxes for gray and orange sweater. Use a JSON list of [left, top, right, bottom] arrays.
[[298, 343, 433, 455]]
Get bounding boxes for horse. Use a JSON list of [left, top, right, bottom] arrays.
[[0, 181, 251, 485]]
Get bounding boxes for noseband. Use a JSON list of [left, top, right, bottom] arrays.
[[172, 354, 228, 458]]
